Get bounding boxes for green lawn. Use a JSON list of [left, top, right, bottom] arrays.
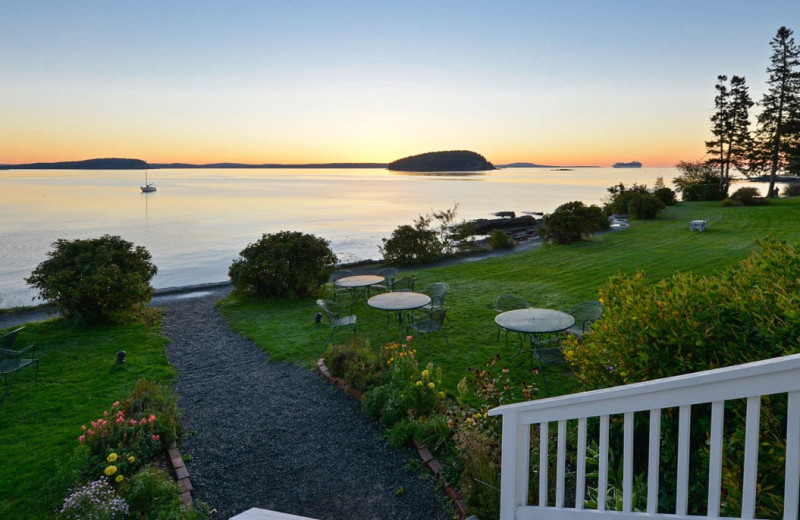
[[3, 198, 798, 519], [219, 198, 800, 397], [0, 317, 173, 519]]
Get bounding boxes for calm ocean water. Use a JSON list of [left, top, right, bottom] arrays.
[[0, 167, 770, 308]]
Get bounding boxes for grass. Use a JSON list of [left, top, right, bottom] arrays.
[[0, 316, 173, 520], [219, 198, 800, 398], [3, 197, 799, 519]]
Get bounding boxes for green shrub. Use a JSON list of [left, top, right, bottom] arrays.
[[730, 186, 765, 206], [627, 192, 665, 220], [123, 465, 209, 520], [564, 239, 800, 518], [381, 223, 441, 265], [672, 160, 725, 201], [488, 229, 514, 250], [361, 342, 446, 427], [603, 183, 650, 216], [652, 186, 677, 205], [124, 379, 183, 447], [720, 198, 735, 207], [26, 235, 157, 325], [540, 201, 609, 244], [783, 184, 800, 197], [323, 338, 383, 391], [229, 231, 337, 298]]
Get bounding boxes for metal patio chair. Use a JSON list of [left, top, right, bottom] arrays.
[[565, 300, 603, 339], [316, 299, 357, 346]]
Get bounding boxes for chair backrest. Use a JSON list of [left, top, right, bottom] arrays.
[[493, 294, 530, 313], [424, 282, 449, 307], [378, 267, 398, 285], [392, 276, 416, 292], [316, 299, 342, 324], [0, 327, 23, 350], [568, 300, 603, 332]]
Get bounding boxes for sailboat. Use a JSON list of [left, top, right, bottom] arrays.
[[140, 164, 156, 192]]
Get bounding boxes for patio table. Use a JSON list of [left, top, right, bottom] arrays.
[[334, 274, 384, 303], [367, 291, 431, 343], [495, 308, 574, 394]]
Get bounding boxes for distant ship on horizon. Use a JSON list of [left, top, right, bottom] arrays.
[[612, 161, 642, 168]]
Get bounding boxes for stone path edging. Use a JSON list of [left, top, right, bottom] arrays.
[[316, 359, 468, 519], [168, 442, 194, 505]]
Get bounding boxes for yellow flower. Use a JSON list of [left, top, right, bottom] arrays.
[[104, 465, 118, 476], [415, 381, 423, 386], [106, 453, 118, 463], [115, 475, 124, 483], [437, 391, 445, 399], [128, 456, 135, 464], [421, 369, 429, 378], [427, 382, 435, 389]]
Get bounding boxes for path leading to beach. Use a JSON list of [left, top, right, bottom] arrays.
[[157, 286, 449, 520]]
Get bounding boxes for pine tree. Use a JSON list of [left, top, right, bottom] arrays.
[[754, 26, 800, 196], [705, 75, 753, 196]]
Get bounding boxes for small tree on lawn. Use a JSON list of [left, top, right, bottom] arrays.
[[229, 231, 337, 299], [26, 235, 157, 325]]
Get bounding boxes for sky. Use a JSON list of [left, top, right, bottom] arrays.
[[1, 0, 798, 167]]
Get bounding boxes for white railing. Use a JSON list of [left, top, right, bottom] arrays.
[[488, 353, 800, 520]]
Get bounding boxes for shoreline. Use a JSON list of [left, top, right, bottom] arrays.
[[0, 236, 547, 329]]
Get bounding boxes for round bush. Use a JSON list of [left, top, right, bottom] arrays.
[[730, 187, 764, 206], [26, 235, 157, 324], [627, 192, 665, 220], [488, 229, 514, 250], [720, 198, 735, 207], [540, 201, 609, 245], [229, 231, 337, 298], [652, 187, 677, 205], [380, 224, 441, 265], [782, 184, 800, 197]]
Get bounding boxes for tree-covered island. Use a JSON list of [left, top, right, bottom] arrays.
[[387, 150, 495, 172]]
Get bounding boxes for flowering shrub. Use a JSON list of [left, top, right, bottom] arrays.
[[323, 337, 383, 391], [58, 479, 129, 519], [79, 401, 161, 485], [362, 338, 447, 426]]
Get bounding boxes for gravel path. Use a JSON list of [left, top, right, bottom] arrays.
[[157, 287, 450, 520]]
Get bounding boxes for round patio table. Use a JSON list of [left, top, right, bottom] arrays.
[[368, 292, 431, 343], [495, 308, 574, 395], [334, 274, 384, 303], [494, 308, 574, 340]]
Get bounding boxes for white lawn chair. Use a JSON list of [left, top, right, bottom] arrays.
[[690, 217, 709, 232]]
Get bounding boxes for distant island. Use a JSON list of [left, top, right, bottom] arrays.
[[613, 161, 642, 168], [387, 150, 495, 172], [1, 158, 147, 170], [0, 159, 388, 170]]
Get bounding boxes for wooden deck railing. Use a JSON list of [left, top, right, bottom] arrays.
[[488, 353, 800, 520]]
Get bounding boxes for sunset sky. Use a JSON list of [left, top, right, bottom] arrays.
[[1, 1, 798, 167]]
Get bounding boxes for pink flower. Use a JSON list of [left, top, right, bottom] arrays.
[[112, 401, 120, 407], [116, 417, 124, 424], [152, 434, 160, 441], [91, 421, 97, 429], [148, 414, 156, 423], [78, 435, 85, 444], [87, 429, 94, 436], [406, 335, 413, 342], [103, 410, 108, 417], [139, 418, 146, 425], [130, 419, 137, 426], [81, 425, 87, 431]]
